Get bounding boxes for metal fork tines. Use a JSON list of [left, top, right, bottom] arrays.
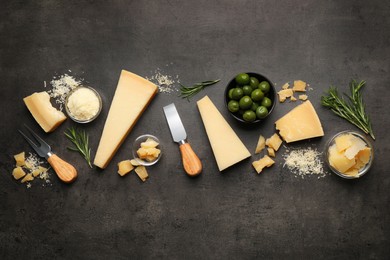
[[18, 125, 52, 159]]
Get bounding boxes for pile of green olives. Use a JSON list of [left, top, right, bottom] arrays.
[[227, 73, 273, 122]]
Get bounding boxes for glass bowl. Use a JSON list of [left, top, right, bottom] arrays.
[[132, 134, 162, 166], [324, 130, 374, 179], [65, 86, 102, 123]]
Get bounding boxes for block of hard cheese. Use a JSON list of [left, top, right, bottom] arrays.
[[94, 70, 158, 169], [197, 96, 251, 171], [23, 92, 67, 132], [275, 100, 324, 143]]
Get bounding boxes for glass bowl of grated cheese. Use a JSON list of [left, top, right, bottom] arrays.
[[65, 86, 102, 123], [324, 130, 374, 179]]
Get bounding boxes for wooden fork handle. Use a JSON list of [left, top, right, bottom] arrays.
[[179, 142, 202, 177], [47, 154, 78, 183]]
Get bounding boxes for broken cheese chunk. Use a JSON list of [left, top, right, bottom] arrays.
[[134, 166, 149, 182], [117, 160, 134, 176], [255, 135, 266, 154], [23, 92, 67, 133], [266, 133, 283, 151], [277, 89, 294, 103], [14, 152, 26, 167], [275, 101, 324, 143], [292, 80, 307, 92], [12, 167, 26, 180], [252, 155, 275, 174]]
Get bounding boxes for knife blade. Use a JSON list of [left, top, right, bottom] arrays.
[[163, 103, 202, 177]]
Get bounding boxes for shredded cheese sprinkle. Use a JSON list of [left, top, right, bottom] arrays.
[[146, 68, 179, 94], [283, 147, 327, 179], [45, 73, 83, 111]]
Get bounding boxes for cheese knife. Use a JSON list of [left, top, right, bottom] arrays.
[[18, 125, 78, 183], [163, 103, 202, 177]]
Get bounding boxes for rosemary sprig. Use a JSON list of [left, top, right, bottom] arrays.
[[179, 79, 220, 100], [321, 79, 375, 140], [64, 127, 93, 168]]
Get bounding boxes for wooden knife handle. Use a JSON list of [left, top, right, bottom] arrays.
[[47, 154, 78, 183], [179, 142, 202, 177]]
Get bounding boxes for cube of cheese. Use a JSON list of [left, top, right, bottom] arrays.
[[117, 160, 134, 176], [292, 80, 307, 92], [14, 152, 25, 167], [134, 166, 149, 182], [255, 135, 266, 154], [266, 133, 283, 151], [277, 89, 294, 103], [12, 167, 26, 180], [23, 92, 67, 133], [252, 155, 275, 174], [275, 101, 324, 143]]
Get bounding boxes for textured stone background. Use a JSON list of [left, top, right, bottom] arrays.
[[1, 0, 389, 259]]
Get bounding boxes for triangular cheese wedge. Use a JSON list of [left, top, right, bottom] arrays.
[[275, 100, 324, 143], [197, 96, 251, 171], [94, 70, 157, 169]]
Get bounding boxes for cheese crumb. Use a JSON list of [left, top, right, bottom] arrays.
[[283, 147, 327, 179]]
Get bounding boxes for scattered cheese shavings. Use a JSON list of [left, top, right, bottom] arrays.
[[283, 147, 327, 179], [146, 68, 180, 94], [45, 73, 83, 111]]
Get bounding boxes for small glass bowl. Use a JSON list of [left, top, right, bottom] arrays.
[[132, 134, 162, 166], [65, 86, 102, 123], [324, 130, 374, 179]]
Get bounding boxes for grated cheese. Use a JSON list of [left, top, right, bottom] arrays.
[[283, 147, 327, 179], [45, 73, 83, 111], [146, 68, 179, 94]]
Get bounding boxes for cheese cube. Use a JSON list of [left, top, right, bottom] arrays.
[[134, 166, 149, 182], [12, 167, 26, 180], [117, 160, 134, 176], [14, 152, 25, 167], [267, 148, 275, 157], [277, 89, 294, 103], [255, 135, 266, 154], [292, 80, 307, 92], [266, 133, 283, 151], [252, 155, 275, 174], [275, 101, 324, 143], [23, 92, 67, 133]]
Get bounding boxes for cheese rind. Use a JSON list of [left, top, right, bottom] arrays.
[[94, 70, 158, 169], [23, 92, 67, 132], [275, 100, 324, 143], [197, 96, 251, 171]]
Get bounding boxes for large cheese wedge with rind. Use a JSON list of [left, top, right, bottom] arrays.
[[23, 92, 67, 132], [275, 100, 324, 143], [94, 70, 158, 169], [197, 96, 251, 171]]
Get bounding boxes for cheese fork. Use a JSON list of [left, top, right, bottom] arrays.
[[18, 125, 77, 183]]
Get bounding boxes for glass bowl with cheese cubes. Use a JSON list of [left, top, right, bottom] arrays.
[[225, 72, 276, 124], [325, 130, 373, 179], [132, 134, 162, 166]]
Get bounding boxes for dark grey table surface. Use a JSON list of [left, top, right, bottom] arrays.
[[1, 1, 389, 259]]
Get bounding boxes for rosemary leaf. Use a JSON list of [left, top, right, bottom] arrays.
[[321, 80, 375, 140], [179, 79, 220, 100], [64, 127, 93, 168]]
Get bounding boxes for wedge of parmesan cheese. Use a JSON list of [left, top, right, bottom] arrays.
[[23, 92, 67, 132], [197, 96, 251, 171], [275, 101, 324, 143], [94, 70, 158, 169]]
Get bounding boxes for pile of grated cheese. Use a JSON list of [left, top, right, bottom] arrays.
[[283, 147, 327, 179], [146, 68, 179, 94], [45, 73, 83, 111]]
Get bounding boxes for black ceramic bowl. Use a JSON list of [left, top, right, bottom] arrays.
[[224, 72, 276, 124]]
